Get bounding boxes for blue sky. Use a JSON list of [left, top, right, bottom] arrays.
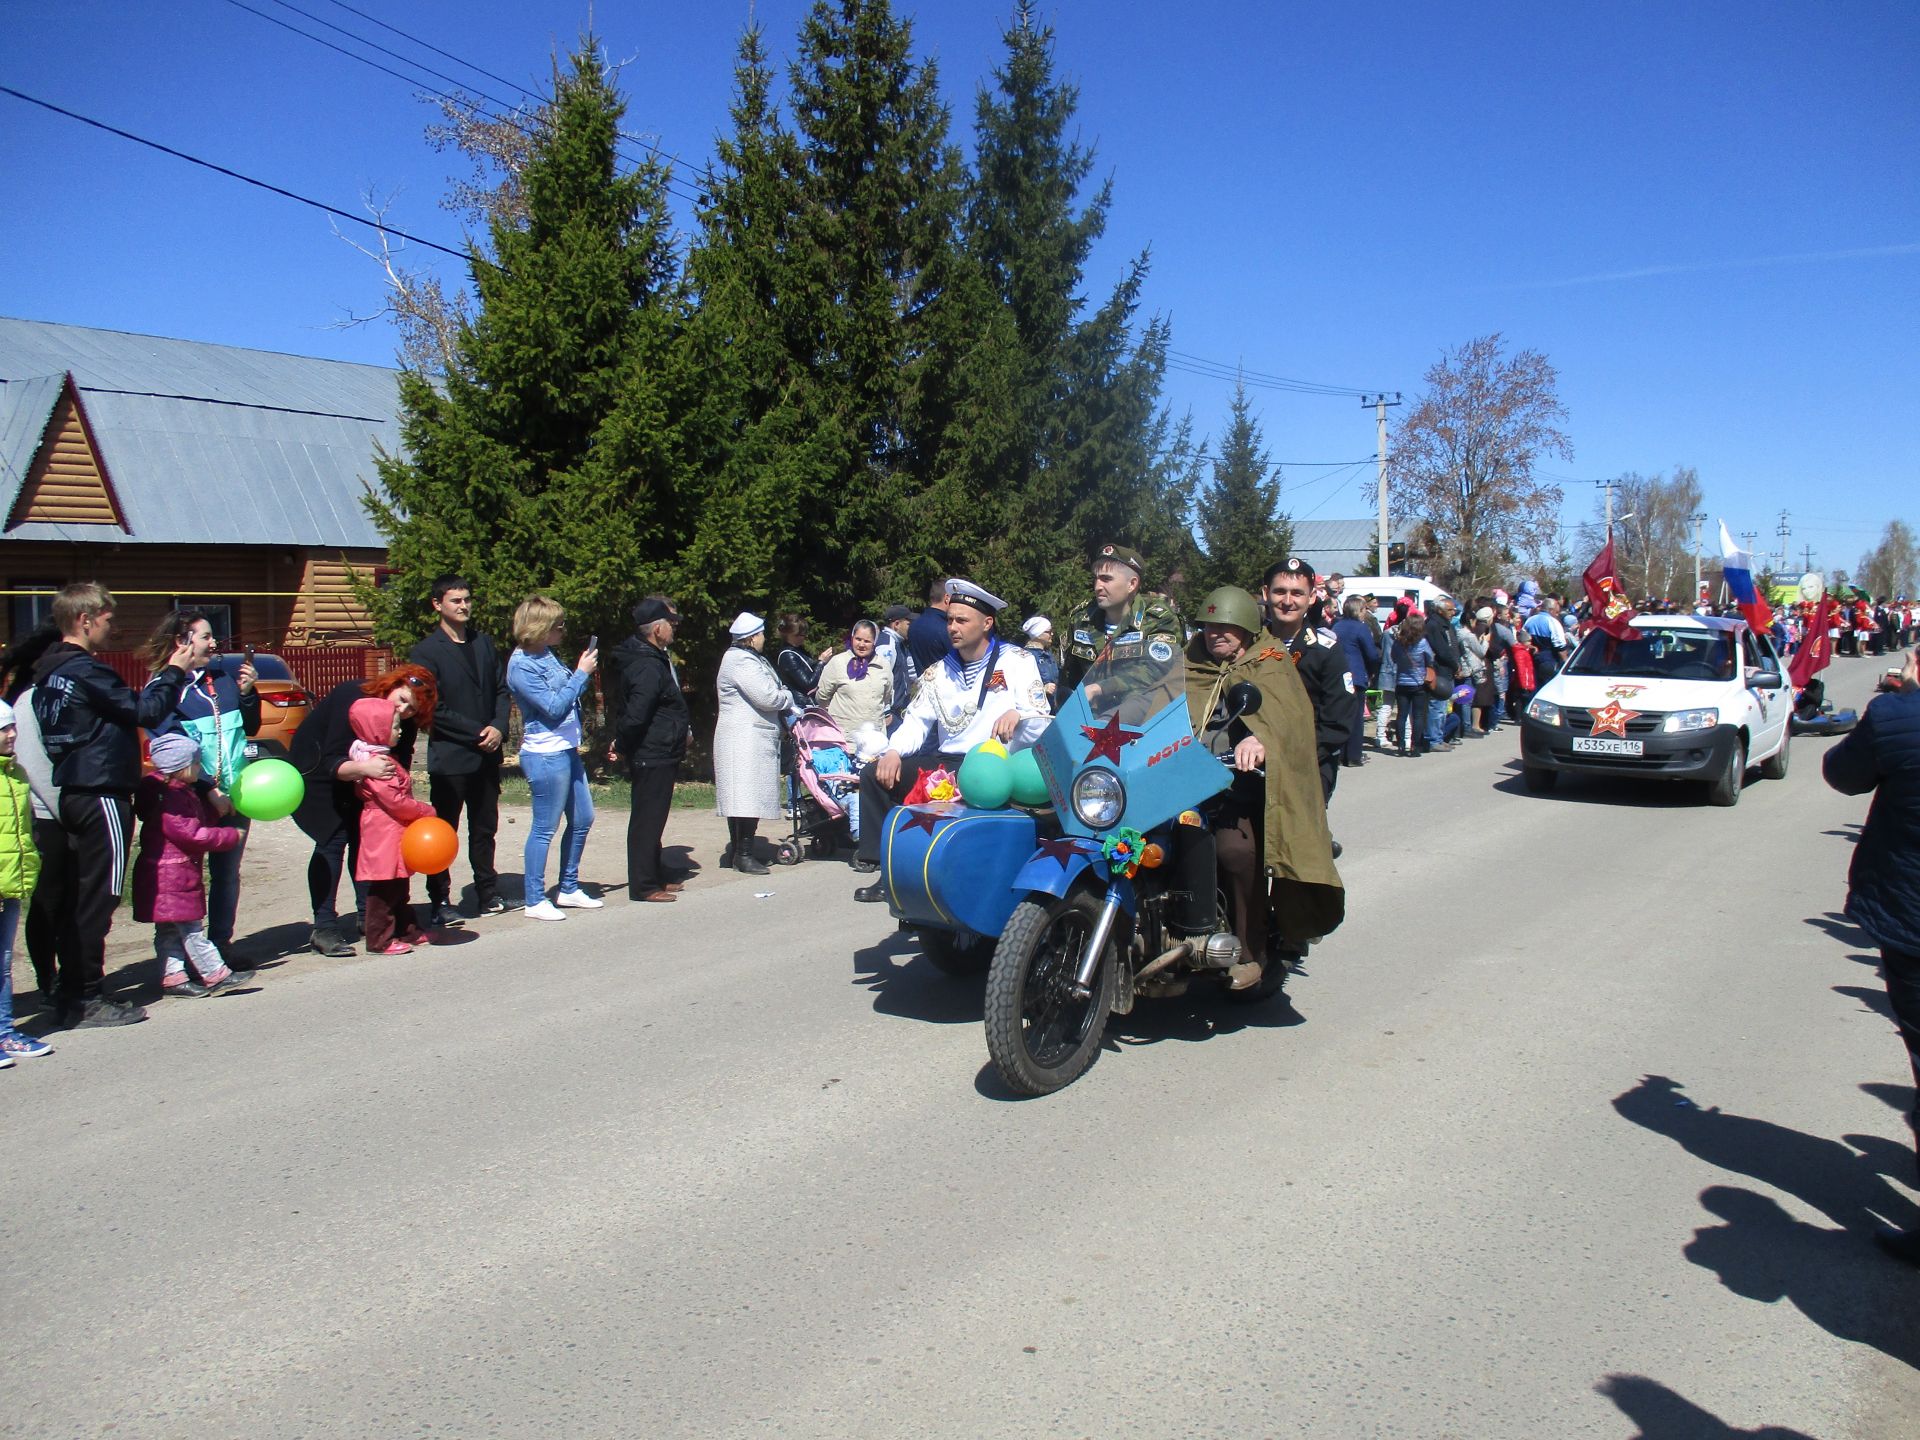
[[4, 1, 1915, 575]]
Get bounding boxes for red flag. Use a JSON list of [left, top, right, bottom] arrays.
[[1788, 597, 1837, 689], [1582, 537, 1638, 641]]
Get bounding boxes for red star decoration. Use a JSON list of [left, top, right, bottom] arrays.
[[1588, 700, 1641, 738], [1033, 835, 1089, 869], [1080, 711, 1143, 764], [899, 808, 943, 835]]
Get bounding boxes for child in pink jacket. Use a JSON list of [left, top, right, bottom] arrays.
[[349, 697, 436, 954], [135, 731, 244, 996]]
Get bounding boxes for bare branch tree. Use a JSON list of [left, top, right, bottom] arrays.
[[327, 191, 468, 374]]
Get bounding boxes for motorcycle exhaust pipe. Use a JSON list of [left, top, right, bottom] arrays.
[[1134, 940, 1194, 984], [1069, 892, 1124, 999]]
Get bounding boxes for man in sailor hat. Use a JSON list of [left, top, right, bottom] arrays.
[[852, 579, 1050, 902]]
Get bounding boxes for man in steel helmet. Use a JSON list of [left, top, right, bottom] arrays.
[[1178, 586, 1343, 990]]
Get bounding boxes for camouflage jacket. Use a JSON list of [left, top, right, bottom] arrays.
[[1059, 591, 1187, 699]]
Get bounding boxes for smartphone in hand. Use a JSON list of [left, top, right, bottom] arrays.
[[587, 634, 599, 653]]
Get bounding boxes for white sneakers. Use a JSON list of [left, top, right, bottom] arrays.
[[523, 900, 567, 922], [556, 889, 604, 910]]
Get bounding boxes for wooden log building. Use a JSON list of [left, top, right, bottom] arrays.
[[1, 316, 399, 667]]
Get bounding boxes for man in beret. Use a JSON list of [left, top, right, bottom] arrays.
[[1262, 557, 1357, 804], [852, 580, 1050, 902], [1058, 543, 1186, 701]]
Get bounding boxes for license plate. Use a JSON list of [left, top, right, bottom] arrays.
[[243, 742, 261, 759], [1573, 737, 1643, 757]]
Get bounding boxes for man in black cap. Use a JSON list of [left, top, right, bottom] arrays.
[[1059, 543, 1186, 700], [410, 574, 511, 923], [1262, 557, 1356, 804], [607, 596, 692, 902], [876, 603, 915, 718]]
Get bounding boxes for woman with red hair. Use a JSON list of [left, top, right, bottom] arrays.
[[290, 664, 438, 956]]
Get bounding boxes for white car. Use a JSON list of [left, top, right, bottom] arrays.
[[1519, 615, 1790, 806]]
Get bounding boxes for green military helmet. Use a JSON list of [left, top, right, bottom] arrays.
[[1197, 586, 1263, 634]]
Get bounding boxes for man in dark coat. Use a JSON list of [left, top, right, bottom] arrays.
[[409, 576, 511, 925], [1823, 647, 1920, 1266], [1262, 557, 1356, 799], [608, 596, 692, 902], [1423, 597, 1463, 749]]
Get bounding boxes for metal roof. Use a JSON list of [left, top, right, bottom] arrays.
[[0, 316, 401, 547], [1286, 517, 1413, 575]]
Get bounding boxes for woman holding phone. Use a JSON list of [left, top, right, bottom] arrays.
[[141, 608, 260, 963], [506, 595, 599, 921]]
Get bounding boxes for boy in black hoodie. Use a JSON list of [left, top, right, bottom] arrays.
[[32, 583, 193, 1028]]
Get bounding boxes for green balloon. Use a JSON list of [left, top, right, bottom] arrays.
[[231, 757, 304, 821], [1008, 745, 1051, 807], [957, 745, 1013, 810]]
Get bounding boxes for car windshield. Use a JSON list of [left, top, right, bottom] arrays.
[[1564, 626, 1736, 681]]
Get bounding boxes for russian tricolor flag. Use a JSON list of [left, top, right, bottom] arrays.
[[1719, 520, 1773, 633]]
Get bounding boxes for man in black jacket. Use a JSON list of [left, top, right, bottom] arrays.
[[1424, 598, 1463, 749], [32, 583, 194, 1028], [409, 576, 510, 924], [608, 596, 691, 902], [1263, 558, 1356, 799]]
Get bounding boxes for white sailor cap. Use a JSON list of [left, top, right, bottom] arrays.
[[945, 578, 1007, 614]]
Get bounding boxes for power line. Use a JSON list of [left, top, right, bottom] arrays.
[[215, 0, 704, 209], [320, 0, 528, 98], [0, 85, 490, 269], [1165, 350, 1382, 398]]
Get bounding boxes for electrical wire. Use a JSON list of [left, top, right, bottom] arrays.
[[214, 0, 704, 209], [0, 85, 491, 269], [1165, 349, 1382, 397]]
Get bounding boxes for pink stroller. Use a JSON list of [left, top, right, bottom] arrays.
[[775, 707, 859, 864]]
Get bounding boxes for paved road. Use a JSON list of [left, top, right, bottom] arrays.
[[9, 660, 1918, 1439]]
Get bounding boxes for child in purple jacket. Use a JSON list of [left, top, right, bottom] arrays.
[[134, 732, 242, 997]]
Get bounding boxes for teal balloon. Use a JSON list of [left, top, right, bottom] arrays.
[[1008, 745, 1050, 807], [957, 746, 1013, 809], [231, 757, 304, 821]]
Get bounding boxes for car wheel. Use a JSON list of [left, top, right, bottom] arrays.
[[1522, 766, 1559, 794], [1759, 731, 1790, 781], [1707, 739, 1745, 807]]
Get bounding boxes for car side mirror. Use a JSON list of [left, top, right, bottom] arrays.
[[1225, 682, 1263, 718], [1749, 670, 1783, 691]]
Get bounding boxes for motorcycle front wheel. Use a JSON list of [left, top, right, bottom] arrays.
[[984, 893, 1117, 1096]]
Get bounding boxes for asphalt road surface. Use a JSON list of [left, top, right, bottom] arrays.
[[9, 659, 1918, 1439]]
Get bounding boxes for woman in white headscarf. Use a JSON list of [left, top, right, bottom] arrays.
[[1022, 615, 1060, 710], [712, 612, 794, 876]]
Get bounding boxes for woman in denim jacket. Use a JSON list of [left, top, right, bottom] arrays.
[[506, 596, 600, 921], [1389, 612, 1435, 757]]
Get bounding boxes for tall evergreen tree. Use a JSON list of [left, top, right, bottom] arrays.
[[1195, 381, 1289, 595], [366, 43, 696, 648]]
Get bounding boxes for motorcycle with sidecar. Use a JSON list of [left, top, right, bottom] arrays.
[[878, 645, 1280, 1095]]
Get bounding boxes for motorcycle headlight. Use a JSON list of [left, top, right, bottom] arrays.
[[1527, 698, 1562, 727], [1662, 708, 1719, 733], [1070, 768, 1126, 830]]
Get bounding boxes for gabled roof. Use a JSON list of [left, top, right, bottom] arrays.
[[0, 316, 403, 547]]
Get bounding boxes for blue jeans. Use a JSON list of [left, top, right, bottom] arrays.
[[1427, 696, 1451, 749], [0, 898, 16, 1030], [521, 748, 593, 907], [206, 816, 248, 950]]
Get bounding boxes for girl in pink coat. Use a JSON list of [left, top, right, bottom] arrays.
[[349, 697, 436, 954], [134, 731, 243, 996]]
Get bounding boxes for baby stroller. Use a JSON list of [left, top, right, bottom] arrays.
[[776, 707, 860, 864]]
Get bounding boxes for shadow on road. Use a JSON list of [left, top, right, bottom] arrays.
[[1595, 1373, 1816, 1439], [1489, 765, 1702, 807], [1612, 1073, 1920, 1370], [1835, 983, 1895, 1021], [852, 932, 985, 1027], [1107, 987, 1305, 1048], [1802, 909, 1869, 946]]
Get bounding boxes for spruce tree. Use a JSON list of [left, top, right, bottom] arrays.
[[367, 43, 696, 649], [1195, 381, 1290, 595]]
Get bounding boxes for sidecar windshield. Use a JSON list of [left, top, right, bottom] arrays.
[[1035, 636, 1230, 838]]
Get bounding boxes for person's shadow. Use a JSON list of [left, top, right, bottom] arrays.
[[1613, 1074, 1920, 1371], [1595, 1373, 1816, 1439]]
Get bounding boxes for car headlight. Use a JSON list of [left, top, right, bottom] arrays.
[[1071, 768, 1126, 830], [1526, 698, 1562, 727], [1662, 708, 1719, 733]]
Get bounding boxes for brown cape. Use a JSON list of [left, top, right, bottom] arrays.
[[1184, 634, 1345, 945]]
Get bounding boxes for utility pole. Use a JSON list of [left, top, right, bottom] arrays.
[[1362, 393, 1401, 574], [1776, 510, 1792, 571], [1802, 543, 1816, 573], [1691, 512, 1708, 607], [1595, 477, 1619, 533]]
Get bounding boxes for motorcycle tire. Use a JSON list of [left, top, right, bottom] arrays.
[[920, 929, 990, 977], [984, 893, 1117, 1096]]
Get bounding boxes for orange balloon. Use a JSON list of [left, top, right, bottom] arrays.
[[401, 816, 459, 875]]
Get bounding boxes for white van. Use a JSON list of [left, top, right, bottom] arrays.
[[1342, 576, 1457, 626]]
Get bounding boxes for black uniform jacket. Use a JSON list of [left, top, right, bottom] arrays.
[[1268, 623, 1357, 760]]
